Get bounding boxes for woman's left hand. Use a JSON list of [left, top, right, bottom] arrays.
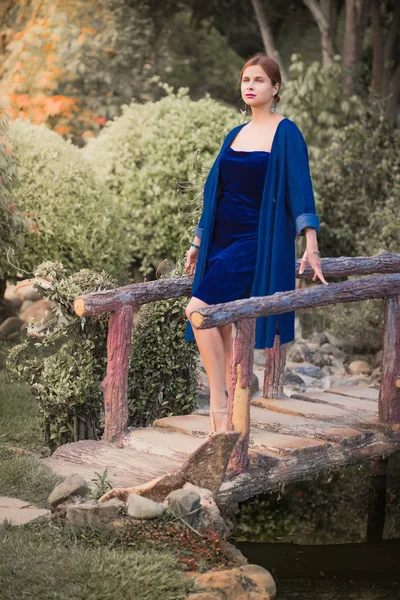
[[299, 249, 328, 285]]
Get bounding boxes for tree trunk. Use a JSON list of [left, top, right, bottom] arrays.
[[303, 0, 339, 67], [378, 295, 400, 424], [343, 0, 370, 95], [250, 0, 288, 83]]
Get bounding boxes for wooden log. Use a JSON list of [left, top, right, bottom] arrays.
[[101, 305, 134, 443], [264, 333, 287, 398], [74, 252, 400, 317], [74, 278, 193, 317], [379, 295, 400, 424], [366, 458, 388, 543], [190, 273, 400, 330], [227, 319, 256, 475]]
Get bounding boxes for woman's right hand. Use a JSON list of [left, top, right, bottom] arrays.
[[184, 246, 199, 277]]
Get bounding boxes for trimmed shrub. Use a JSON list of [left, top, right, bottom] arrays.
[[7, 260, 198, 450], [85, 87, 241, 277], [7, 120, 131, 282]]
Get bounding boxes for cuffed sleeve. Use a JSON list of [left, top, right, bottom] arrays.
[[285, 123, 320, 237], [194, 209, 205, 240]]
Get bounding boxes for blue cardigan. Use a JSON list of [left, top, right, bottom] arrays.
[[184, 117, 320, 349]]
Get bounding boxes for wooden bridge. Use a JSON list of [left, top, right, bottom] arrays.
[[45, 250, 400, 517]]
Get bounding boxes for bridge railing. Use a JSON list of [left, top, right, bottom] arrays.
[[74, 250, 400, 475]]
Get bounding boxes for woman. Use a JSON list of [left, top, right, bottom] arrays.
[[183, 53, 328, 436]]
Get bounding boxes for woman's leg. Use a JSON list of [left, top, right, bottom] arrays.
[[185, 297, 228, 432]]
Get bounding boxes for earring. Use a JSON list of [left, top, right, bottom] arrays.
[[271, 95, 275, 113]]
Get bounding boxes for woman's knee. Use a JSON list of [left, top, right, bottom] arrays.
[[185, 297, 209, 320]]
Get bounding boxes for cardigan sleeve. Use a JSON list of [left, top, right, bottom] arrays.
[[194, 210, 204, 240], [285, 124, 320, 237]]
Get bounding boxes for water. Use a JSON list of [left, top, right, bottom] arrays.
[[228, 457, 400, 599]]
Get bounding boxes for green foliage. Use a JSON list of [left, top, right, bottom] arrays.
[[155, 10, 243, 104], [0, 103, 29, 279], [128, 258, 198, 427], [281, 54, 365, 154], [6, 262, 115, 451], [86, 87, 241, 277], [88, 468, 113, 501], [7, 120, 131, 282], [0, 520, 194, 600], [314, 101, 400, 259], [6, 260, 198, 450]]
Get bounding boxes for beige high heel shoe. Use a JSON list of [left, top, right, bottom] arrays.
[[207, 407, 229, 438]]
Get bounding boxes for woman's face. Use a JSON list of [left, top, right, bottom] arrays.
[[241, 64, 279, 110]]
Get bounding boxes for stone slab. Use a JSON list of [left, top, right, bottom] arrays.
[[154, 414, 209, 436], [0, 497, 50, 526], [44, 440, 183, 488], [249, 429, 327, 456], [327, 385, 379, 401], [292, 391, 378, 413], [250, 406, 367, 443], [122, 427, 205, 457], [252, 397, 350, 419]]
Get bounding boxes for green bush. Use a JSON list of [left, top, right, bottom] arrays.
[[0, 104, 28, 279], [7, 260, 198, 450], [85, 87, 241, 277], [281, 54, 365, 154], [7, 120, 131, 282]]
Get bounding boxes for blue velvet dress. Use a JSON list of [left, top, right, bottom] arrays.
[[192, 146, 270, 306]]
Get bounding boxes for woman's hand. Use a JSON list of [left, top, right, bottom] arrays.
[[299, 248, 328, 284], [184, 246, 199, 277]]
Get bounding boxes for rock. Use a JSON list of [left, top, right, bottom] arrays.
[[0, 299, 16, 322], [14, 282, 42, 302], [220, 540, 249, 566], [0, 316, 25, 339], [4, 283, 23, 309], [347, 360, 372, 376], [284, 369, 306, 386], [99, 431, 240, 505], [184, 564, 276, 600], [310, 331, 330, 345], [254, 349, 266, 368], [0, 496, 50, 526], [330, 358, 346, 375], [48, 474, 89, 507], [373, 349, 383, 369], [19, 298, 56, 326], [371, 366, 381, 382], [287, 341, 312, 363], [180, 482, 232, 538], [127, 493, 165, 519], [251, 372, 259, 395], [19, 300, 34, 313], [66, 498, 124, 526], [311, 349, 332, 368], [292, 365, 324, 380], [165, 488, 200, 526], [320, 343, 344, 359]]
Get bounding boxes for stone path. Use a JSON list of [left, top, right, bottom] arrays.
[[43, 384, 400, 511], [0, 496, 50, 526]]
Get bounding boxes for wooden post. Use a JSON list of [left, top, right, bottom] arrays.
[[101, 305, 134, 443], [263, 333, 287, 399], [366, 295, 400, 542], [366, 458, 388, 543], [378, 295, 400, 423], [227, 319, 256, 474]]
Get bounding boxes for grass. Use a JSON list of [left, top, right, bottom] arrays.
[[0, 518, 195, 600]]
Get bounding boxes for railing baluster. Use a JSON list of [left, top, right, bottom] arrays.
[[264, 333, 287, 399], [379, 294, 400, 423], [227, 319, 256, 474], [101, 305, 135, 443]]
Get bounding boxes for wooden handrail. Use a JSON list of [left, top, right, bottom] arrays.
[[73, 250, 400, 472], [74, 251, 400, 317], [190, 273, 400, 330]]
